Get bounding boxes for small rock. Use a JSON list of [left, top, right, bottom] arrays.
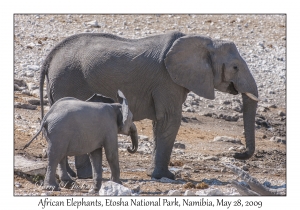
[[262, 104, 277, 108], [99, 181, 131, 196], [154, 177, 179, 184], [270, 136, 286, 144], [182, 164, 193, 170], [213, 136, 241, 144], [278, 111, 285, 116], [42, 149, 47, 158], [184, 190, 196, 195], [14, 79, 27, 87], [238, 146, 246, 150], [21, 90, 31, 96], [183, 107, 195, 112], [262, 135, 267, 139], [15, 182, 22, 188], [26, 82, 39, 91], [242, 165, 249, 171], [14, 156, 47, 176], [233, 105, 242, 112], [228, 147, 236, 151], [31, 89, 46, 98], [222, 100, 231, 105], [174, 142, 185, 149], [255, 118, 270, 128], [221, 168, 227, 173], [86, 20, 99, 27], [25, 71, 34, 77], [131, 185, 140, 194], [207, 189, 224, 196], [27, 65, 40, 71], [167, 190, 181, 196], [26, 42, 35, 48], [208, 104, 214, 108], [203, 156, 219, 161], [268, 90, 276, 94], [14, 84, 25, 91], [138, 135, 149, 141], [40, 192, 50, 196], [26, 98, 40, 105], [257, 107, 267, 112], [14, 102, 37, 110]]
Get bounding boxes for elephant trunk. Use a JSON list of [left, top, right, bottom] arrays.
[[234, 93, 258, 160], [127, 123, 138, 154]]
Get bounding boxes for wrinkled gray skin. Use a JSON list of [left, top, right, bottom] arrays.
[[25, 91, 138, 192], [40, 31, 258, 180]]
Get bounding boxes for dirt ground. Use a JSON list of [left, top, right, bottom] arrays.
[[14, 92, 286, 196]]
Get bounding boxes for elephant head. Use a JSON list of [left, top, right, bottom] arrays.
[[86, 91, 138, 154], [116, 90, 138, 153], [164, 35, 258, 160]]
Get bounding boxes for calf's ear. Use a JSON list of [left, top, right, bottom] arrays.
[[117, 90, 129, 124]]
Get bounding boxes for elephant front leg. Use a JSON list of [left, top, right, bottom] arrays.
[[88, 148, 103, 194], [148, 114, 181, 180]]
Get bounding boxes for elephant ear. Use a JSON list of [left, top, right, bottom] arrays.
[[86, 93, 115, 103], [164, 35, 215, 99], [117, 90, 129, 124]]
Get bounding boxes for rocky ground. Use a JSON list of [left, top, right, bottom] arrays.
[[14, 14, 286, 196]]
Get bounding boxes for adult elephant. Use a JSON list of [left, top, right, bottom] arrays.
[[39, 31, 258, 180]]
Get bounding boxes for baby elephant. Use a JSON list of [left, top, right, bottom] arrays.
[[23, 90, 138, 192]]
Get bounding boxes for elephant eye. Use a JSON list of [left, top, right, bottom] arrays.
[[233, 66, 238, 70]]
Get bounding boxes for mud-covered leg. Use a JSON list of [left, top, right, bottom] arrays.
[[88, 148, 103, 193], [147, 113, 182, 180], [57, 156, 75, 189]]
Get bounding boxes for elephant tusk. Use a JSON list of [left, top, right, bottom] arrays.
[[245, 92, 259, 101]]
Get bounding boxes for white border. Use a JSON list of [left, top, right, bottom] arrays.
[[3, 0, 297, 209]]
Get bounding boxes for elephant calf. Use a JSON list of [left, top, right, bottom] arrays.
[[23, 90, 138, 192]]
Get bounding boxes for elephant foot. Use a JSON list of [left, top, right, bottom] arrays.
[[59, 180, 75, 189], [110, 179, 122, 184], [233, 150, 254, 160], [148, 167, 175, 180]]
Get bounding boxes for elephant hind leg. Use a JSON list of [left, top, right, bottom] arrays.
[[57, 156, 75, 189], [43, 156, 61, 191]]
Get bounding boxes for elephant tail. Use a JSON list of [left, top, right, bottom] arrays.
[[39, 48, 56, 120], [23, 121, 46, 150], [39, 59, 47, 121]]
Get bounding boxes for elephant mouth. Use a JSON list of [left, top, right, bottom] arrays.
[[227, 82, 239, 95]]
